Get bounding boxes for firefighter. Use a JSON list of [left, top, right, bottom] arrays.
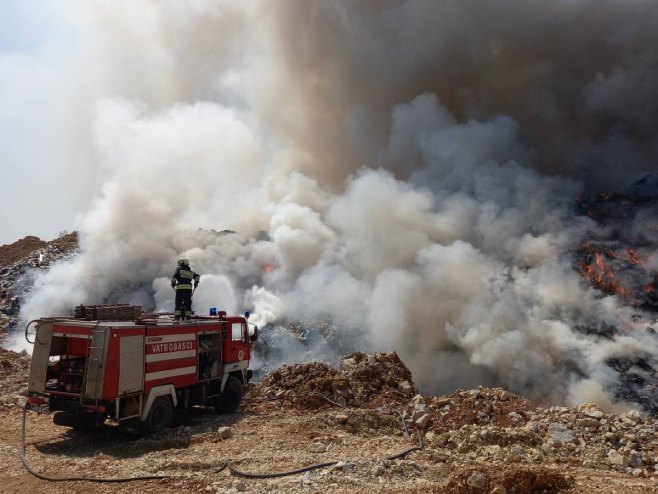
[[171, 258, 200, 320]]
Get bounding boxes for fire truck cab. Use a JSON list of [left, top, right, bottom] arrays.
[[25, 305, 258, 435]]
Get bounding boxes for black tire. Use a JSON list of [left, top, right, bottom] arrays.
[[213, 376, 243, 414], [141, 396, 173, 435]]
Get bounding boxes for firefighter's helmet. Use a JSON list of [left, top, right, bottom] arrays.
[[178, 258, 189, 267]]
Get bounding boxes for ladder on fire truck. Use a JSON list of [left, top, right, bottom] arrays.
[[81, 326, 108, 406]]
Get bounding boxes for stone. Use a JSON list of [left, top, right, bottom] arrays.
[[412, 407, 429, 421], [233, 481, 247, 492], [629, 451, 643, 468], [372, 465, 385, 476], [467, 471, 486, 489], [216, 426, 233, 439], [335, 413, 349, 424], [339, 357, 357, 370], [412, 394, 424, 405], [577, 418, 599, 428], [398, 381, 414, 394], [607, 450, 631, 467], [309, 442, 326, 453], [547, 423, 575, 444], [490, 486, 507, 494], [623, 410, 643, 423], [415, 413, 431, 429], [525, 421, 539, 432], [300, 472, 314, 485], [511, 444, 526, 458], [508, 412, 523, 422]]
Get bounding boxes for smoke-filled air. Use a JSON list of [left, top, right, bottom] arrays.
[[7, 1, 658, 410]]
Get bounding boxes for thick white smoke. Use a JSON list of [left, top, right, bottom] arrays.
[[6, 1, 658, 410]]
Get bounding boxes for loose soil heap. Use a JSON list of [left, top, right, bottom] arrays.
[[249, 352, 416, 410]]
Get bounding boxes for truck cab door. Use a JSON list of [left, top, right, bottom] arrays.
[[225, 321, 249, 363]]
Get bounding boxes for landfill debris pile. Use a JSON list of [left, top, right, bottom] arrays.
[[249, 352, 417, 410], [0, 232, 78, 344]]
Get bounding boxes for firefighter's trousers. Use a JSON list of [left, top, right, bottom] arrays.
[[174, 289, 193, 320]]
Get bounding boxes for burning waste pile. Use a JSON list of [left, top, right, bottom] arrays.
[[571, 175, 658, 414], [575, 174, 658, 311], [0, 233, 78, 345]]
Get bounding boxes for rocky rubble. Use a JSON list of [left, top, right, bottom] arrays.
[[0, 344, 657, 492], [244, 352, 658, 491], [403, 388, 657, 484]]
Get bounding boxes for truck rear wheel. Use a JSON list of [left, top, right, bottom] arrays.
[[141, 396, 173, 435], [213, 376, 243, 414]]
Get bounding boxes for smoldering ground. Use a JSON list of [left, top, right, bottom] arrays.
[[5, 1, 658, 410]]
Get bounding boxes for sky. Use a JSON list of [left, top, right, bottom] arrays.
[[0, 0, 93, 244]]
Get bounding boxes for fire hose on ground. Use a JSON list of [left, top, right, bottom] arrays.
[[21, 406, 167, 483], [21, 391, 424, 483]]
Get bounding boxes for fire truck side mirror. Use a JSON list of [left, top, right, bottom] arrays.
[[249, 326, 259, 342]]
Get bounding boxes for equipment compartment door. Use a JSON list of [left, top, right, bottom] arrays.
[[197, 332, 221, 380], [27, 321, 53, 393], [119, 335, 144, 395]]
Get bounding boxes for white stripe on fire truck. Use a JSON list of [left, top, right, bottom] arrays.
[[53, 333, 90, 339], [146, 333, 196, 344], [145, 349, 196, 363], [144, 365, 196, 382]]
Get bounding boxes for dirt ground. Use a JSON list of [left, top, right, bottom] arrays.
[[0, 349, 656, 494]]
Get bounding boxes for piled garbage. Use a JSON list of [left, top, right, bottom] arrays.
[[0, 233, 78, 343]]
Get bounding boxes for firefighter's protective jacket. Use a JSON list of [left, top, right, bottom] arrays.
[[171, 266, 200, 291]]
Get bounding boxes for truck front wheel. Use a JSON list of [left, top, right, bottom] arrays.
[[141, 396, 173, 435], [213, 376, 243, 414]]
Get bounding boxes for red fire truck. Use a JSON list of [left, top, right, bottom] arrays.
[[25, 305, 258, 435]]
